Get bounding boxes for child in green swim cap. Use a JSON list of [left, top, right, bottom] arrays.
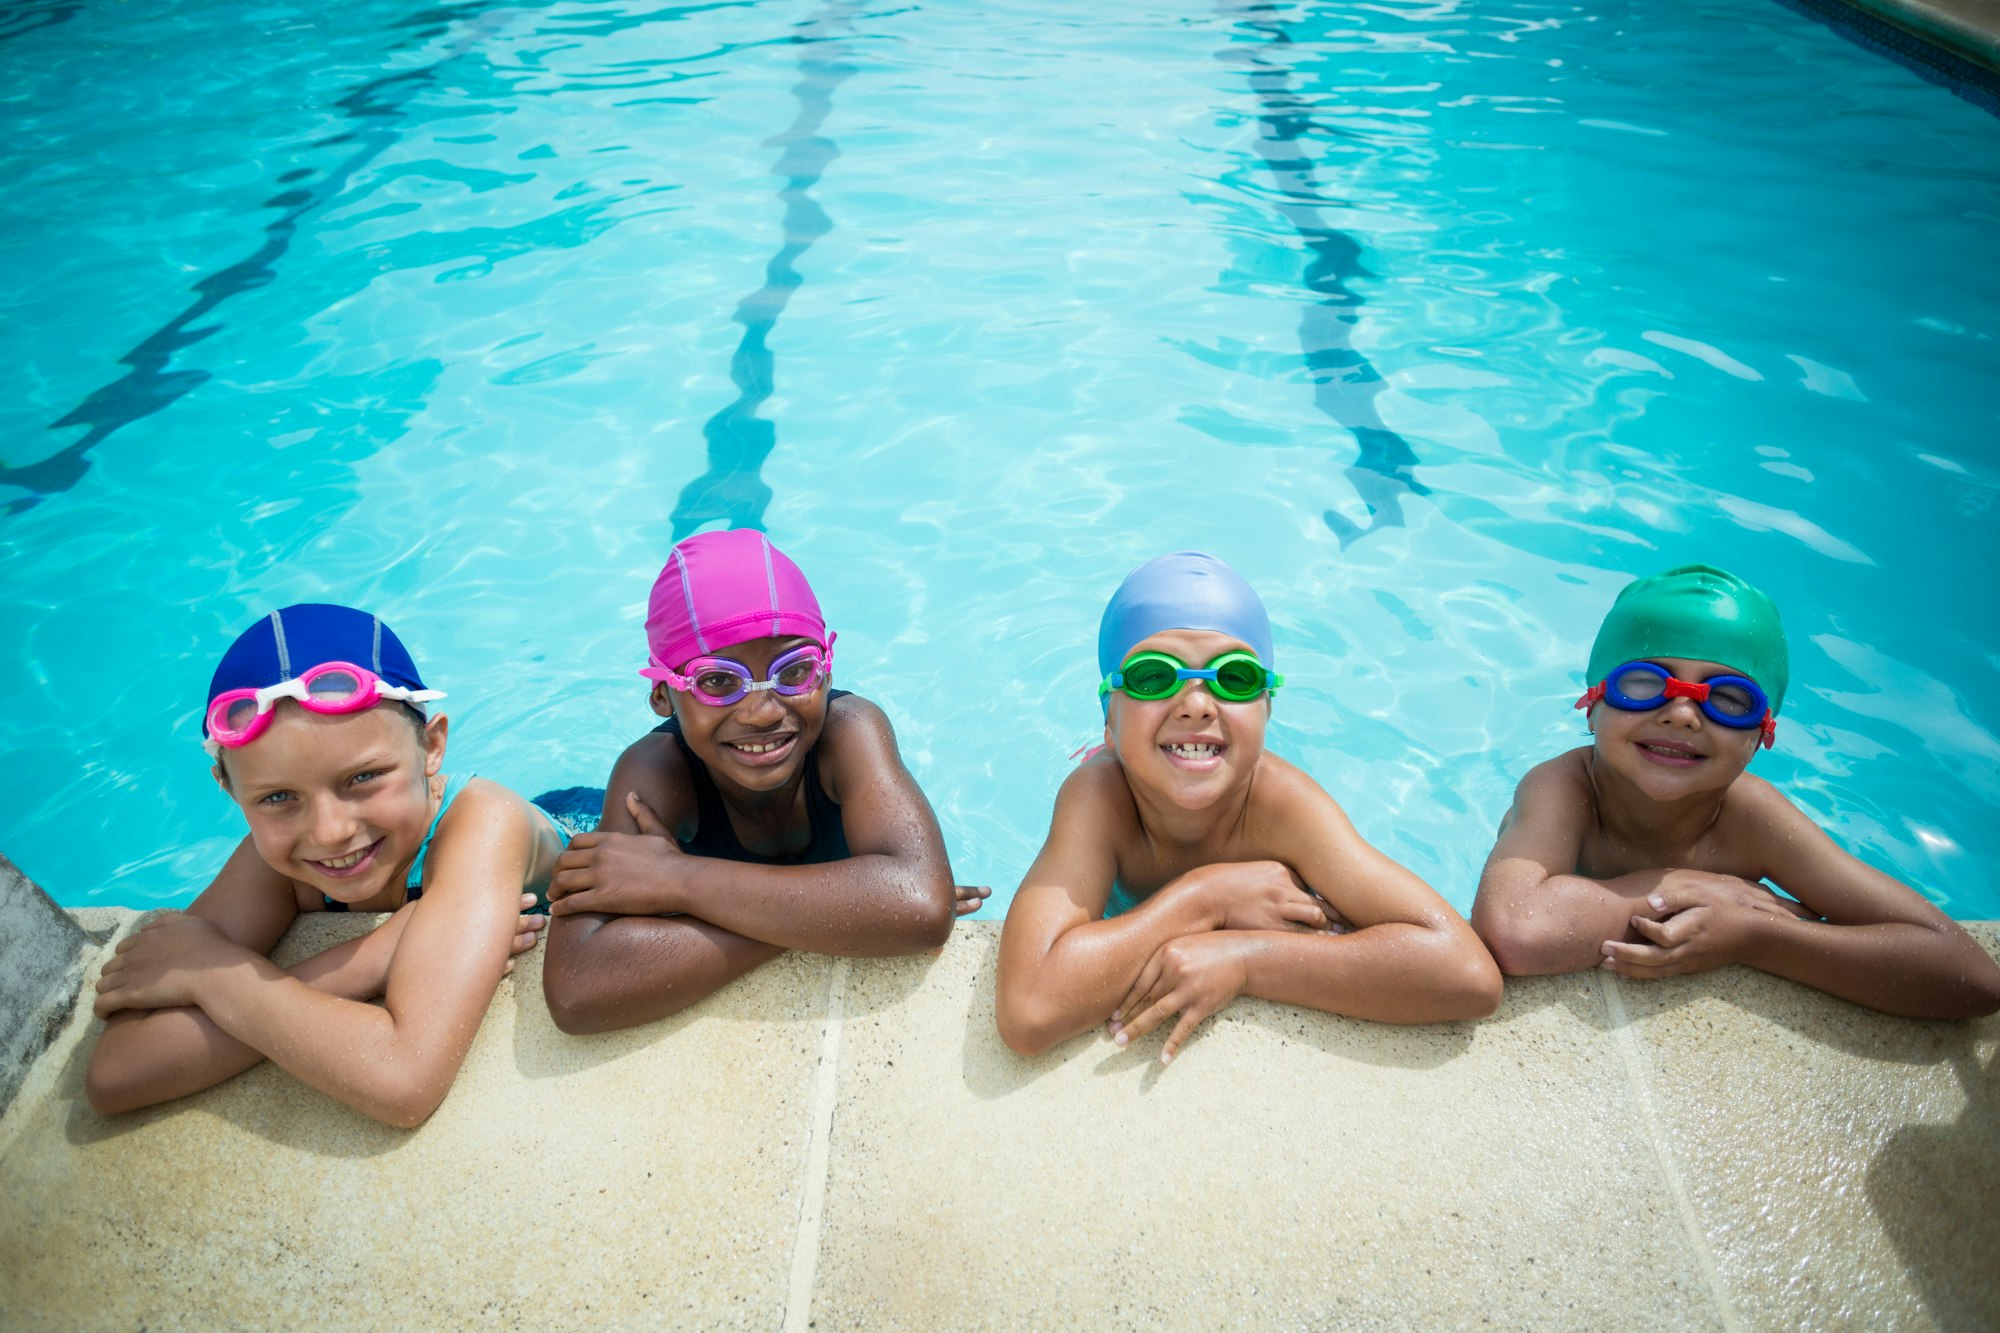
[[1472, 564, 2000, 1018]]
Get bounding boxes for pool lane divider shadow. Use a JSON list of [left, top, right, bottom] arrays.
[[1215, 2, 1429, 549], [670, 0, 863, 541], [0, 0, 527, 516]]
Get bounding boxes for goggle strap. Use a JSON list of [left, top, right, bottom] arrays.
[[1574, 684, 1605, 710]]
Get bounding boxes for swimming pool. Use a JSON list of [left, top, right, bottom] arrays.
[[2, 0, 1996, 918]]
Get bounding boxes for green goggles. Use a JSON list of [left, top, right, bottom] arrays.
[[1099, 650, 1283, 703]]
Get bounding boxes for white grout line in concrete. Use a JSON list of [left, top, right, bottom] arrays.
[[1599, 969, 1743, 1333], [782, 955, 850, 1333]]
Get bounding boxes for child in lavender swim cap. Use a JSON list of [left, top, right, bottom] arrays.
[[543, 529, 983, 1033], [995, 552, 1501, 1065]]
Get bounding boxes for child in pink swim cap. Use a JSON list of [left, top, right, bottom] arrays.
[[543, 529, 984, 1033]]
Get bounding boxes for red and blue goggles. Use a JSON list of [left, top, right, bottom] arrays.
[[1575, 660, 1777, 749]]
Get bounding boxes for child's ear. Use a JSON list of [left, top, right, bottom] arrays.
[[423, 713, 450, 774], [649, 683, 676, 719], [211, 762, 232, 797]]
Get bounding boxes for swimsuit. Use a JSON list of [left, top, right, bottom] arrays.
[[321, 773, 560, 912], [649, 689, 852, 865]]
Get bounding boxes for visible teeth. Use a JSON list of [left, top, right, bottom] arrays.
[[733, 739, 786, 754], [1166, 743, 1221, 759], [322, 848, 368, 869]]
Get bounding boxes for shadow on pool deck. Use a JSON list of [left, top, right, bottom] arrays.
[[2, 914, 1995, 1328]]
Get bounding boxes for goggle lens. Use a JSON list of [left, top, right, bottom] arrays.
[[1609, 665, 1667, 702], [691, 666, 751, 704], [220, 696, 261, 733], [1120, 656, 1183, 700], [1706, 682, 1759, 718], [1211, 655, 1270, 702]]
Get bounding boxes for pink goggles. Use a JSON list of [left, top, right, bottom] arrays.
[[648, 638, 834, 707], [203, 661, 445, 755]]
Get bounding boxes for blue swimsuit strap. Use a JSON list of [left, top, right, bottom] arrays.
[[405, 771, 473, 891]]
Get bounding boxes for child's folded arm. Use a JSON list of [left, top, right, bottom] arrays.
[[553, 701, 957, 955], [85, 905, 413, 1114], [86, 841, 304, 1114], [1608, 784, 2000, 1018], [1252, 768, 1500, 1022], [143, 786, 536, 1127], [543, 912, 783, 1034], [1471, 757, 1672, 975], [993, 767, 1313, 1056]]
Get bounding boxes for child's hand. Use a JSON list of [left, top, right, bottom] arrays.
[[952, 884, 991, 918], [1106, 933, 1254, 1065], [504, 893, 548, 975], [1211, 861, 1329, 934], [1600, 884, 1767, 979], [93, 911, 252, 1018], [549, 792, 686, 917]]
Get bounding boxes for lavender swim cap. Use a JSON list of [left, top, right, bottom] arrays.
[[1097, 551, 1274, 702]]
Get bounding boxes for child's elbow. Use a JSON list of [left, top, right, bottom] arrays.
[[1442, 949, 1505, 1020], [83, 1057, 145, 1117], [1473, 911, 1566, 978], [371, 1075, 447, 1130], [543, 969, 615, 1036], [913, 891, 955, 951], [994, 993, 1063, 1057]]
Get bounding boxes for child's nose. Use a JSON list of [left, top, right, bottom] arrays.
[[309, 798, 360, 848], [1175, 681, 1220, 717]]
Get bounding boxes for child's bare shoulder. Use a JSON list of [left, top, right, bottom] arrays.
[[1246, 750, 1345, 819], [1713, 769, 1815, 842], [439, 777, 546, 835], [1052, 751, 1142, 828]]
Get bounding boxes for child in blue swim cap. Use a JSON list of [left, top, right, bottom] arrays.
[[1472, 565, 2000, 1018], [84, 604, 565, 1125], [995, 552, 1501, 1064]]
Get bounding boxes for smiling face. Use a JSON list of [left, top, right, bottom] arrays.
[[1587, 655, 1764, 801], [215, 701, 446, 904], [651, 634, 829, 795], [1104, 628, 1271, 812]]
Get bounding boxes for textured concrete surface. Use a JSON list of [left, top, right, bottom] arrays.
[[2, 916, 1995, 1330], [0, 855, 94, 1117], [1838, 0, 2000, 72]]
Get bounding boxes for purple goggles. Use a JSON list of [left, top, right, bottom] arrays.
[[649, 638, 834, 707]]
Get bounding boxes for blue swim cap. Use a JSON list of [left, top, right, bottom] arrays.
[[1097, 552, 1274, 699], [207, 603, 433, 717]]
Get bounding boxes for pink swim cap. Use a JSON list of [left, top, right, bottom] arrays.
[[641, 530, 828, 680]]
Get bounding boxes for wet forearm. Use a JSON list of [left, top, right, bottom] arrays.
[[1241, 924, 1501, 1023], [1475, 867, 1676, 975], [1741, 917, 2000, 1019], [543, 913, 783, 1034], [84, 927, 400, 1115], [672, 854, 954, 955]]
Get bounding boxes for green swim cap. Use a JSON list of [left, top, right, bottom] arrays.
[[1585, 564, 1789, 712]]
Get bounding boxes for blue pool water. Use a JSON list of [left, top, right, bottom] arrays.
[[2, 0, 1996, 918]]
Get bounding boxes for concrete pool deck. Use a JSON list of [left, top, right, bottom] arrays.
[[2, 910, 1995, 1330]]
